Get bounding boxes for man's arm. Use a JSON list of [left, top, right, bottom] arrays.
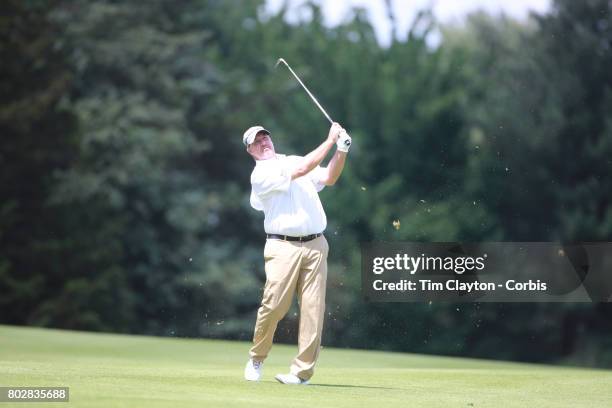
[[291, 123, 343, 180], [321, 150, 347, 186], [319, 130, 351, 186]]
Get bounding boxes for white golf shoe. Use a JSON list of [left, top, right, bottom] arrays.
[[244, 359, 263, 381], [274, 373, 309, 385]]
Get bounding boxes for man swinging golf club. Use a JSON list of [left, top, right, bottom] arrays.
[[243, 122, 351, 384]]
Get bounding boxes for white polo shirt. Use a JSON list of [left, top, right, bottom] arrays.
[[250, 154, 327, 236]]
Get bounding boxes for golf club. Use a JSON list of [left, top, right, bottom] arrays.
[[275, 58, 334, 124]]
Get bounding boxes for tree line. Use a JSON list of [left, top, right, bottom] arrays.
[[1, 0, 611, 367]]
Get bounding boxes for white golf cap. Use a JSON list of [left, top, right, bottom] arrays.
[[243, 125, 270, 146]]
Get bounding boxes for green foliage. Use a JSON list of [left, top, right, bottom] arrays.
[[0, 0, 82, 325], [1, 0, 611, 366]]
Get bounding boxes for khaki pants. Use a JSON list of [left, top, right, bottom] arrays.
[[249, 235, 328, 381]]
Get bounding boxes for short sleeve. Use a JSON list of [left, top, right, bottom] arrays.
[[308, 165, 327, 192], [250, 190, 264, 211], [250, 160, 292, 205]]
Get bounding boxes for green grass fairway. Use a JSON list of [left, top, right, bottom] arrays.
[[1, 325, 610, 407]]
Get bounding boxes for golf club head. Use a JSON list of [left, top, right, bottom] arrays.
[[275, 58, 286, 68]]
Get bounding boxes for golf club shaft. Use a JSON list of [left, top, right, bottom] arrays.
[[276, 58, 333, 124]]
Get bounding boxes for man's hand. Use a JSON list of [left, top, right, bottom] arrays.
[[336, 130, 352, 153], [327, 122, 343, 144]]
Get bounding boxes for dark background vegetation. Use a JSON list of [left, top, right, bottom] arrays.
[[1, 0, 611, 367]]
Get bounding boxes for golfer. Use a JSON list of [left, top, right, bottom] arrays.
[[243, 123, 351, 385]]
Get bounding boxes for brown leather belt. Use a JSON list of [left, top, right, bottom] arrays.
[[266, 233, 322, 242]]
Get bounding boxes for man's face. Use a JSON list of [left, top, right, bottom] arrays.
[[247, 132, 275, 160]]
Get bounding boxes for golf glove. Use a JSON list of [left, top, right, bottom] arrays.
[[337, 131, 352, 153]]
